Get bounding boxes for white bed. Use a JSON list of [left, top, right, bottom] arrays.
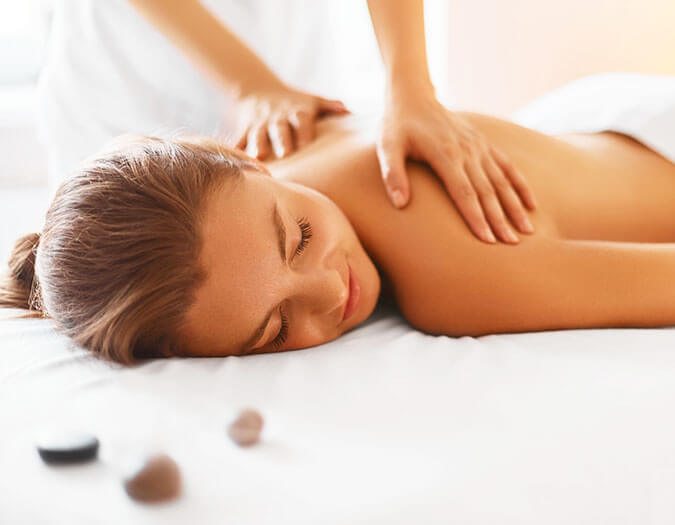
[[3, 74, 675, 524]]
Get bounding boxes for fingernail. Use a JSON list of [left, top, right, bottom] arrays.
[[522, 217, 534, 233], [485, 229, 497, 243], [391, 190, 406, 208], [507, 229, 519, 243]]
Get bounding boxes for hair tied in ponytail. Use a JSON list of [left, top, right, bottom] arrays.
[[0, 231, 46, 317]]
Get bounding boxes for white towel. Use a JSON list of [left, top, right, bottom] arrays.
[[512, 72, 675, 164]]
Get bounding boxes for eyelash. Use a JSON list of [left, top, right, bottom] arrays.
[[294, 217, 313, 258], [271, 308, 289, 349], [271, 217, 312, 349]]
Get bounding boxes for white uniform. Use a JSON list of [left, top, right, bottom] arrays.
[[37, 0, 383, 192]]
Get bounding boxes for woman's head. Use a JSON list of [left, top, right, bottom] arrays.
[[180, 163, 381, 357], [0, 136, 380, 364]]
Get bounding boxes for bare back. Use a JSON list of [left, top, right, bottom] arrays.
[[268, 113, 675, 335]]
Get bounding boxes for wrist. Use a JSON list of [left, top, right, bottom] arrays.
[[232, 71, 288, 101], [386, 74, 436, 103], [385, 58, 434, 97]]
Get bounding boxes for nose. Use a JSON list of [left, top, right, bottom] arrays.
[[297, 260, 348, 317]]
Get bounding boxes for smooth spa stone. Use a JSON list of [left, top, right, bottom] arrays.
[[36, 431, 99, 464], [227, 409, 264, 447], [123, 453, 182, 503]]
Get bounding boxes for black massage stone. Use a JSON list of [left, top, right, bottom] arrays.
[[36, 431, 99, 464]]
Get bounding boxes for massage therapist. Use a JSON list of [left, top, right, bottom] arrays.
[[37, 0, 536, 244]]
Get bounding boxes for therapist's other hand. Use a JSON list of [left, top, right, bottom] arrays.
[[377, 85, 538, 244], [233, 85, 349, 160]]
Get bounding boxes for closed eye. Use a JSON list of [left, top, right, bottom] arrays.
[[294, 217, 312, 258], [271, 307, 289, 349], [270, 218, 312, 350]]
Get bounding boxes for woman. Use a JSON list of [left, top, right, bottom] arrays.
[[3, 90, 675, 364]]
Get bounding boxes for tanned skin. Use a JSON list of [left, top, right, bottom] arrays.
[[269, 113, 675, 336]]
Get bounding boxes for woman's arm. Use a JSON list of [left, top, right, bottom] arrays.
[[126, 0, 348, 159], [397, 223, 675, 336], [127, 0, 281, 99], [365, 0, 432, 91], [365, 0, 537, 244]]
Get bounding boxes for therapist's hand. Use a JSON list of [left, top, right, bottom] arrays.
[[377, 85, 538, 244], [232, 84, 349, 160]]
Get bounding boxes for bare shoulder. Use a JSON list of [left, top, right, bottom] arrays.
[[273, 112, 561, 336]]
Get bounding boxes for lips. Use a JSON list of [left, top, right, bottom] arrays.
[[342, 262, 361, 322]]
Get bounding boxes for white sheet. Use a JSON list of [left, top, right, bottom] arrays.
[[3, 73, 675, 524]]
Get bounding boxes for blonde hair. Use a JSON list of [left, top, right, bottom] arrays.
[[0, 136, 259, 365]]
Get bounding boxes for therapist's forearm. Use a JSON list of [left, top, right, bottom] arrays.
[[127, 0, 284, 98], [366, 0, 434, 96]]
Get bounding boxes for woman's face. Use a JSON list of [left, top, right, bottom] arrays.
[[180, 168, 381, 357]]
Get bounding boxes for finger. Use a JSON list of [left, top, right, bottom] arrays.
[[423, 145, 494, 243], [464, 156, 519, 244], [268, 117, 294, 158], [234, 128, 248, 150], [482, 154, 534, 234], [376, 135, 409, 208], [245, 122, 271, 160], [289, 110, 315, 149], [491, 146, 538, 210], [317, 97, 350, 115]]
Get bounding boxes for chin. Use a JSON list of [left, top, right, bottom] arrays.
[[350, 243, 381, 329]]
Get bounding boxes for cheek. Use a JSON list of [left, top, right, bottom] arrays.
[[287, 319, 336, 350]]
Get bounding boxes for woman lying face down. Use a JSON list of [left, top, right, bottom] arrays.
[[5, 111, 675, 364]]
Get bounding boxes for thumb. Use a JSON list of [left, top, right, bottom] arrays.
[[376, 138, 410, 208], [317, 97, 350, 115]]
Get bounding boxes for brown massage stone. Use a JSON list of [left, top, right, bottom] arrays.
[[227, 408, 264, 447], [123, 453, 182, 503]]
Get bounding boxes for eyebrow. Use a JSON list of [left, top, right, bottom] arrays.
[[273, 202, 286, 264], [239, 201, 286, 354]]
